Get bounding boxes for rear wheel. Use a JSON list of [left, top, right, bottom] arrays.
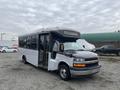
[[59, 65, 71, 81], [22, 55, 27, 64]]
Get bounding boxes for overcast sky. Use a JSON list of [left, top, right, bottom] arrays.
[[0, 0, 120, 35]]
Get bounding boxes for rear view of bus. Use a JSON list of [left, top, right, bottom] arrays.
[[18, 28, 101, 80]]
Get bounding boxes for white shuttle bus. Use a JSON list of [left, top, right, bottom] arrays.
[[19, 28, 101, 80]]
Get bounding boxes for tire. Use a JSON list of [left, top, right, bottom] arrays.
[[22, 55, 27, 64], [59, 65, 71, 81], [2, 50, 6, 53]]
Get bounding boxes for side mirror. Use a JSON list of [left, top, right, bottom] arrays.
[[59, 44, 64, 52]]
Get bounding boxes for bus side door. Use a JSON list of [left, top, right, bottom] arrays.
[[38, 34, 49, 69]]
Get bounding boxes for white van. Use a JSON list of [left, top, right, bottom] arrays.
[[77, 39, 95, 51], [19, 28, 101, 80]]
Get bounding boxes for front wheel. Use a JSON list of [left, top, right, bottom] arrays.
[[2, 50, 6, 53], [59, 65, 71, 81]]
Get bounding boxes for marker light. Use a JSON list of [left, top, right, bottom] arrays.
[[73, 64, 86, 68]]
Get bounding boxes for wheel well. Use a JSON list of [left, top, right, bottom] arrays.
[[2, 50, 6, 53], [58, 62, 69, 68]]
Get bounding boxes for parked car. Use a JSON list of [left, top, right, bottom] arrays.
[[0, 46, 17, 53], [95, 45, 120, 56]]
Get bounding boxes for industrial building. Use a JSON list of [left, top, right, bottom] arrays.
[[81, 32, 120, 48], [0, 32, 18, 48]]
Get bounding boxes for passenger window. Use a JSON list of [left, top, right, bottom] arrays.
[[26, 36, 31, 49], [39, 36, 44, 50], [46, 35, 49, 51], [30, 35, 37, 50], [23, 37, 27, 48]]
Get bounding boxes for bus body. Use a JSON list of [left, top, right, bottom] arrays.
[[18, 28, 101, 80]]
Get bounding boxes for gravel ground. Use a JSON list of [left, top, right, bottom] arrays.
[[0, 53, 120, 90]]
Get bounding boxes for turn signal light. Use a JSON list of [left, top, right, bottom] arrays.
[[73, 64, 86, 68]]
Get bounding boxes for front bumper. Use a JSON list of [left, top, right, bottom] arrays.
[[70, 65, 101, 76]]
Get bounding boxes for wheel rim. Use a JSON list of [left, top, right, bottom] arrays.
[[60, 68, 67, 79]]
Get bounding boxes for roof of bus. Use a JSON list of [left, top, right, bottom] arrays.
[[19, 27, 79, 37]]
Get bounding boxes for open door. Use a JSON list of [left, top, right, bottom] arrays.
[[38, 34, 49, 69]]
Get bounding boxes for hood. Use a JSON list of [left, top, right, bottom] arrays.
[[73, 51, 98, 58], [64, 50, 98, 58]]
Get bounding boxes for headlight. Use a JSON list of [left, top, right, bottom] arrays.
[[74, 58, 85, 62], [79, 58, 85, 62]]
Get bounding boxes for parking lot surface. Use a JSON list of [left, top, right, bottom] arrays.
[[0, 53, 120, 90]]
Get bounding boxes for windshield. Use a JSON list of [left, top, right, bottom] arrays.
[[64, 42, 84, 51]]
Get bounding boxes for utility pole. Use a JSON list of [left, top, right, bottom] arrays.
[[0, 33, 6, 41]]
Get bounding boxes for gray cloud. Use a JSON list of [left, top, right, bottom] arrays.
[[0, 0, 120, 35]]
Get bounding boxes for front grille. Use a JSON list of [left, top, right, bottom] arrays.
[[86, 62, 98, 67], [85, 57, 98, 61]]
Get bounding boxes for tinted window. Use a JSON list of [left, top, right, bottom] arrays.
[[19, 35, 38, 50], [39, 35, 50, 51], [39, 35, 44, 50], [30, 35, 37, 50], [46, 35, 50, 51], [26, 36, 31, 48], [19, 37, 26, 48]]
